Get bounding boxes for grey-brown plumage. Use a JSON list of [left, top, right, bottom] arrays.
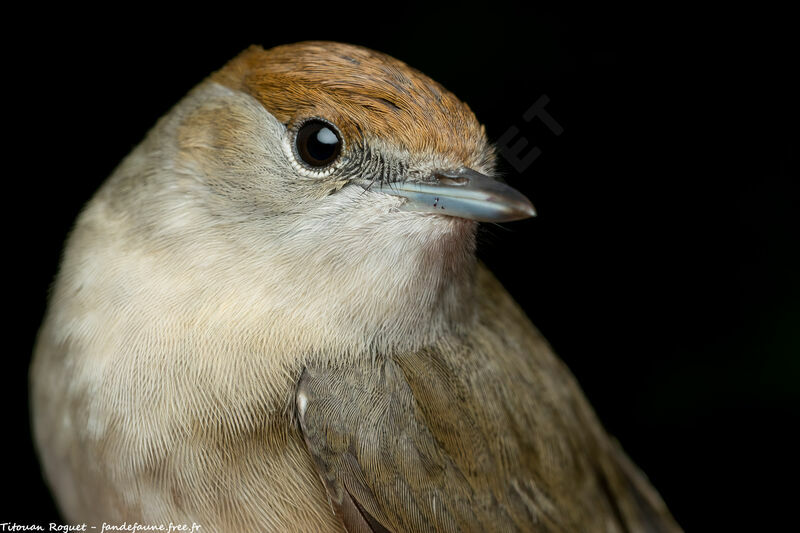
[[297, 267, 678, 532], [31, 41, 681, 532]]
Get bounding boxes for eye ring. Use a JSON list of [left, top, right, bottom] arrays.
[[292, 118, 343, 169]]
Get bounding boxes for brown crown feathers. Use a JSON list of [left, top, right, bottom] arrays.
[[211, 42, 493, 170]]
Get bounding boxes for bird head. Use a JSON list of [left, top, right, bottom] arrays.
[[205, 42, 535, 224], [95, 42, 535, 354]]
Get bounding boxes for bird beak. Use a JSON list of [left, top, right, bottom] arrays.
[[367, 168, 536, 222]]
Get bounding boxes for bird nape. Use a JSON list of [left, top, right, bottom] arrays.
[[30, 41, 681, 532]]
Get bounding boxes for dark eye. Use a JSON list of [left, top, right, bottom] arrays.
[[295, 119, 342, 168]]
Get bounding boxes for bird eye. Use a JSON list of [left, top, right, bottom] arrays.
[[294, 119, 343, 168]]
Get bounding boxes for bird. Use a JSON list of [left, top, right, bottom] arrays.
[[30, 41, 681, 532]]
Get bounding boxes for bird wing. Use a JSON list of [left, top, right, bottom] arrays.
[[295, 267, 682, 532]]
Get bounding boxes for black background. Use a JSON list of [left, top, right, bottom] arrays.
[[6, 6, 797, 531]]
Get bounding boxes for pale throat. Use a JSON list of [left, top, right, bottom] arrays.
[[196, 202, 476, 360], [229, 206, 481, 356]]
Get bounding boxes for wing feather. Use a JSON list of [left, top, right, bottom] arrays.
[[294, 266, 682, 532]]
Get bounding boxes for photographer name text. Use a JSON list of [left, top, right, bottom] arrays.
[[1, 523, 201, 532]]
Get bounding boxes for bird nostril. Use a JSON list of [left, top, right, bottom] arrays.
[[435, 176, 469, 186]]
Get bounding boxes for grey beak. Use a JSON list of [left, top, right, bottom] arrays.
[[370, 168, 536, 223]]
